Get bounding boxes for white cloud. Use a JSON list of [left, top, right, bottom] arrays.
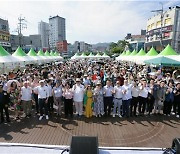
[[0, 0, 179, 44]]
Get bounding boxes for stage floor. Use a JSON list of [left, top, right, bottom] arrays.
[[0, 143, 165, 154], [0, 112, 180, 148]]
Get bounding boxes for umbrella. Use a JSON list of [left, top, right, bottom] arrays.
[[144, 56, 180, 67], [7, 80, 20, 88]]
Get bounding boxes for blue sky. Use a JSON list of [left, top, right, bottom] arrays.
[[1, 0, 180, 44]]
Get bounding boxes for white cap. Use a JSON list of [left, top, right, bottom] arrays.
[[39, 80, 45, 83]]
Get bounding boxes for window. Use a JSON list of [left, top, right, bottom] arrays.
[[156, 21, 161, 28], [164, 18, 171, 26], [151, 23, 155, 29], [147, 25, 151, 31], [1, 25, 7, 31]]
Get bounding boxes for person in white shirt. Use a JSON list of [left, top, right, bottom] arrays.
[[138, 80, 150, 116], [112, 81, 123, 118], [122, 79, 132, 117], [103, 80, 114, 117], [72, 78, 84, 116], [21, 81, 32, 117], [52, 81, 62, 116], [47, 79, 54, 113], [37, 80, 49, 120], [130, 81, 139, 117]]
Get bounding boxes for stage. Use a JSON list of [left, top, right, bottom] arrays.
[[0, 143, 165, 154]]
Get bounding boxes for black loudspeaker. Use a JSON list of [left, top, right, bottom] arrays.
[[172, 138, 180, 153], [70, 136, 99, 154]]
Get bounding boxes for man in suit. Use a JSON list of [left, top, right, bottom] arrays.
[[0, 84, 10, 123]]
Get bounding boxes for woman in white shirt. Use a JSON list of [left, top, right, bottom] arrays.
[[52, 81, 62, 116]]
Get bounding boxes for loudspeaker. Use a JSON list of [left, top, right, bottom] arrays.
[[70, 136, 99, 154], [172, 138, 180, 153]]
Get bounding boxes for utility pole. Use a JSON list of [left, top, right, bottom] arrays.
[[15, 15, 27, 47], [151, 2, 164, 50]]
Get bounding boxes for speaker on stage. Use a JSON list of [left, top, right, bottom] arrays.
[[70, 136, 99, 154]]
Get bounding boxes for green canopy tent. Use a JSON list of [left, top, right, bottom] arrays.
[[53, 51, 59, 56], [146, 47, 158, 56], [103, 53, 108, 56], [159, 44, 178, 56], [49, 51, 54, 56], [130, 49, 137, 56], [118, 50, 131, 61], [12, 46, 34, 65], [45, 50, 51, 56], [101, 52, 110, 59], [95, 53, 102, 59], [116, 50, 129, 61], [88, 52, 94, 58], [44, 50, 52, 62], [121, 51, 126, 56], [27, 48, 39, 64], [37, 49, 47, 63], [80, 52, 87, 58], [134, 48, 147, 64], [144, 56, 180, 67], [27, 48, 37, 56], [136, 48, 146, 56], [54, 51, 62, 60], [37, 49, 45, 56], [0, 45, 10, 56], [0, 45, 17, 69], [125, 50, 131, 56], [71, 52, 81, 59], [13, 46, 27, 56]]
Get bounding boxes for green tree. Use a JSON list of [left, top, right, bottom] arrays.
[[110, 40, 130, 54], [117, 40, 130, 49], [109, 42, 117, 50], [111, 46, 122, 53]]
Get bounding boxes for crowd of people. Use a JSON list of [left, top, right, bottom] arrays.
[[0, 59, 180, 123]]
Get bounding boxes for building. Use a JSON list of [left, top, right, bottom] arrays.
[[49, 15, 66, 50], [56, 40, 67, 52], [125, 30, 146, 51], [10, 34, 42, 52], [79, 41, 86, 52], [27, 35, 42, 51], [72, 41, 92, 52], [67, 43, 74, 53], [0, 18, 11, 52], [38, 21, 49, 50], [73, 41, 80, 52], [145, 6, 180, 52]]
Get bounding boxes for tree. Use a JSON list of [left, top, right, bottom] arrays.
[[110, 40, 130, 54], [109, 42, 117, 50], [111, 46, 122, 53]]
